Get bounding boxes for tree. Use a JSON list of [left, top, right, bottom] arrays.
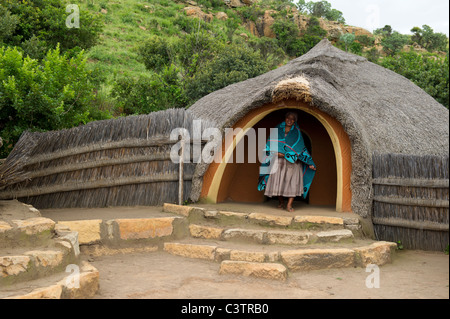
[[411, 25, 448, 52], [271, 19, 301, 56], [374, 25, 393, 37], [185, 45, 269, 105], [340, 33, 355, 52], [0, 0, 103, 58], [0, 5, 19, 44], [381, 31, 409, 56], [0, 45, 109, 157], [296, 0, 345, 23]]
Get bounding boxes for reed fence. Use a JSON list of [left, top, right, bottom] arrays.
[[0, 109, 211, 209], [372, 152, 449, 251]]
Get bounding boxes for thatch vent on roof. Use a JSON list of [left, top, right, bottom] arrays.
[[272, 76, 312, 104]]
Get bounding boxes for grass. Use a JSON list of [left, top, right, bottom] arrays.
[[79, 0, 238, 83]]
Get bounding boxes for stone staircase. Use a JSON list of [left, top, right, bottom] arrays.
[[1, 201, 398, 298], [160, 203, 397, 281], [0, 200, 99, 299]]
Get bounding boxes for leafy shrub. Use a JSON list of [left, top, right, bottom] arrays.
[[271, 19, 301, 56], [185, 44, 269, 104], [138, 36, 172, 71], [111, 64, 186, 115], [381, 31, 409, 56], [0, 0, 103, 56], [0, 45, 109, 157], [411, 25, 448, 52]]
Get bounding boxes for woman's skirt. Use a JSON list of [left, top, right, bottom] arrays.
[[264, 157, 304, 198]]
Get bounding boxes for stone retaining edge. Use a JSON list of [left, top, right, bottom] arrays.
[[3, 261, 99, 299]]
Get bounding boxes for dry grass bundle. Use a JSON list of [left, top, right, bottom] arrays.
[[271, 76, 312, 104]]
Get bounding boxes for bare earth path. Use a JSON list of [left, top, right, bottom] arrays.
[[87, 249, 448, 299]]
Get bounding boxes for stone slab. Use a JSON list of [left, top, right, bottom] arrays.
[[61, 261, 99, 299], [0, 256, 31, 278], [25, 250, 64, 268], [162, 203, 193, 217], [353, 241, 397, 267], [5, 284, 63, 299], [230, 250, 266, 263], [217, 211, 248, 220], [58, 220, 102, 245], [11, 217, 55, 236], [164, 243, 217, 261], [281, 248, 355, 271], [189, 224, 224, 240], [116, 218, 175, 240], [248, 213, 293, 227], [219, 261, 287, 281], [222, 229, 266, 244], [0, 221, 12, 234], [315, 229, 354, 243], [292, 216, 344, 229], [266, 230, 312, 245]]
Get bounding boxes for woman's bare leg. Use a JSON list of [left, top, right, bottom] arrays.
[[277, 196, 285, 209], [286, 197, 295, 212]]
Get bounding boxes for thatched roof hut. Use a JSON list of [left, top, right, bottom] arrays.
[[0, 39, 448, 250]]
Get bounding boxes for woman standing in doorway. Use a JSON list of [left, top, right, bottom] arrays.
[[258, 112, 316, 212]]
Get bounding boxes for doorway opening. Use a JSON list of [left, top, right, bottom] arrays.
[[216, 108, 337, 208]]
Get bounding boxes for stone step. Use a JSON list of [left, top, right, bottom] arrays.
[[219, 260, 288, 281], [162, 203, 361, 233], [0, 221, 81, 287], [162, 238, 398, 274], [189, 224, 354, 245], [54, 216, 188, 248], [0, 217, 56, 248], [0, 243, 78, 287], [0, 261, 99, 299]]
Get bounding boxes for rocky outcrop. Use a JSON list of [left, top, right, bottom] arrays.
[[243, 8, 374, 42], [223, 0, 254, 7], [183, 6, 213, 22]]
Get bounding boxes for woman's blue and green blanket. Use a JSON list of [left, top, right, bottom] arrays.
[[257, 121, 316, 198]]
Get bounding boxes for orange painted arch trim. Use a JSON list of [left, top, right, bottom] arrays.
[[200, 100, 352, 213]]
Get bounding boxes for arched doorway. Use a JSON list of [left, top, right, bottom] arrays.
[[200, 99, 353, 213]]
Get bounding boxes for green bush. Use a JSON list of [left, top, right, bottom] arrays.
[[0, 0, 103, 57], [271, 18, 301, 56], [411, 25, 448, 52], [185, 45, 269, 104], [111, 64, 186, 115], [0, 45, 110, 157], [138, 36, 172, 72], [381, 31, 409, 56]]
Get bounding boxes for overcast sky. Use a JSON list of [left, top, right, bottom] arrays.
[[324, 0, 449, 36]]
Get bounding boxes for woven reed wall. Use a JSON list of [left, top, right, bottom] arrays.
[[0, 109, 208, 209], [372, 153, 449, 251]]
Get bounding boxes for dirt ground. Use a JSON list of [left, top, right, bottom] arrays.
[[87, 249, 449, 300]]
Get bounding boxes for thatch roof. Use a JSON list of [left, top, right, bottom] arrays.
[[188, 39, 449, 217]]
